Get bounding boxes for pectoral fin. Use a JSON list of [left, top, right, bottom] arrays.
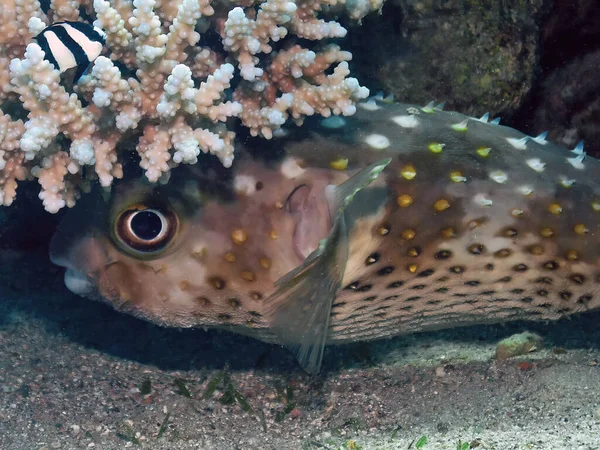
[[264, 158, 391, 374]]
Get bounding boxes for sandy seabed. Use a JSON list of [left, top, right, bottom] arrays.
[[1, 249, 599, 450]]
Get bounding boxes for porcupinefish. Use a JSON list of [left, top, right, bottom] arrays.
[[35, 21, 106, 82], [50, 100, 600, 374]]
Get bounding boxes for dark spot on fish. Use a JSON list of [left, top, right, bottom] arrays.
[[255, 181, 263, 191], [497, 276, 512, 283], [453, 293, 468, 298], [377, 266, 395, 276], [365, 252, 380, 265], [480, 290, 495, 295], [543, 261, 560, 270], [535, 277, 553, 284], [560, 291, 573, 300], [435, 287, 449, 293], [383, 294, 400, 301], [374, 305, 390, 312], [464, 280, 480, 287], [511, 288, 525, 294], [485, 264, 495, 271], [412, 284, 426, 290], [539, 303, 553, 309], [209, 276, 226, 290], [218, 314, 232, 321], [557, 307, 572, 314], [520, 297, 533, 303], [494, 249, 511, 258], [536, 289, 549, 297], [513, 264, 528, 272], [449, 266, 465, 274], [569, 274, 586, 285], [362, 296, 378, 302], [356, 284, 372, 292], [417, 269, 435, 277], [468, 243, 485, 255], [577, 294, 592, 304], [195, 296, 211, 307], [250, 291, 263, 300], [502, 228, 518, 237], [405, 296, 421, 302], [435, 250, 452, 259], [400, 305, 414, 311], [345, 281, 360, 290], [464, 299, 478, 304], [387, 281, 404, 289], [228, 298, 241, 308], [249, 311, 262, 317], [427, 299, 442, 305], [437, 276, 450, 282], [374, 312, 387, 318]]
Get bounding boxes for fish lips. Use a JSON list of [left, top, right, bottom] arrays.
[[49, 190, 111, 297]]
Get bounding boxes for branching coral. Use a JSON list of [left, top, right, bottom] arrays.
[[0, 0, 382, 212]]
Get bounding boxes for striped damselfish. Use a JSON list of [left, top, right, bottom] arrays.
[[35, 21, 106, 82]]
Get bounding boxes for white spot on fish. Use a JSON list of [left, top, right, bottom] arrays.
[[473, 194, 493, 207], [517, 185, 534, 195], [560, 176, 576, 188], [365, 134, 391, 150], [320, 116, 346, 129], [477, 112, 490, 123], [532, 132, 548, 145], [567, 153, 586, 170], [489, 170, 508, 184], [526, 158, 546, 172], [507, 136, 529, 150], [392, 115, 420, 128], [280, 157, 305, 179], [234, 174, 257, 196], [359, 99, 380, 111]]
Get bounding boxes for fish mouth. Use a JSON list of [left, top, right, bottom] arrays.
[[62, 268, 96, 296]]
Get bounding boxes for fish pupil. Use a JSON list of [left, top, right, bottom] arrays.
[[131, 211, 163, 240]]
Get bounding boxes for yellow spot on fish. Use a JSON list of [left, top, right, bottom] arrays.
[[560, 177, 575, 188], [270, 230, 279, 240], [511, 208, 524, 217], [528, 245, 544, 255], [592, 201, 600, 212], [401, 228, 416, 240], [566, 250, 578, 261], [548, 203, 563, 215], [407, 247, 420, 257], [451, 119, 468, 132], [397, 194, 413, 208], [574, 224, 589, 235], [540, 227, 554, 238], [428, 143, 445, 154], [450, 170, 466, 183], [275, 201, 284, 209], [433, 199, 450, 212], [441, 227, 456, 239], [330, 157, 348, 171], [232, 229, 248, 245], [377, 225, 390, 236], [476, 147, 491, 157], [400, 164, 417, 180], [242, 271, 256, 282], [259, 257, 271, 269], [179, 280, 190, 290], [224, 252, 237, 263], [408, 264, 418, 273]]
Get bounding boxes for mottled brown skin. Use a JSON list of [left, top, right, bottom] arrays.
[[51, 101, 600, 350]]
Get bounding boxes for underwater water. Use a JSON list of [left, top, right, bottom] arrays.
[[2, 0, 600, 449]]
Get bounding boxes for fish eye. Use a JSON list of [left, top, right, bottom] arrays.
[[114, 205, 179, 254]]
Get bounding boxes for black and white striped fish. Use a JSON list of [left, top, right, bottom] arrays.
[[35, 21, 106, 82]]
